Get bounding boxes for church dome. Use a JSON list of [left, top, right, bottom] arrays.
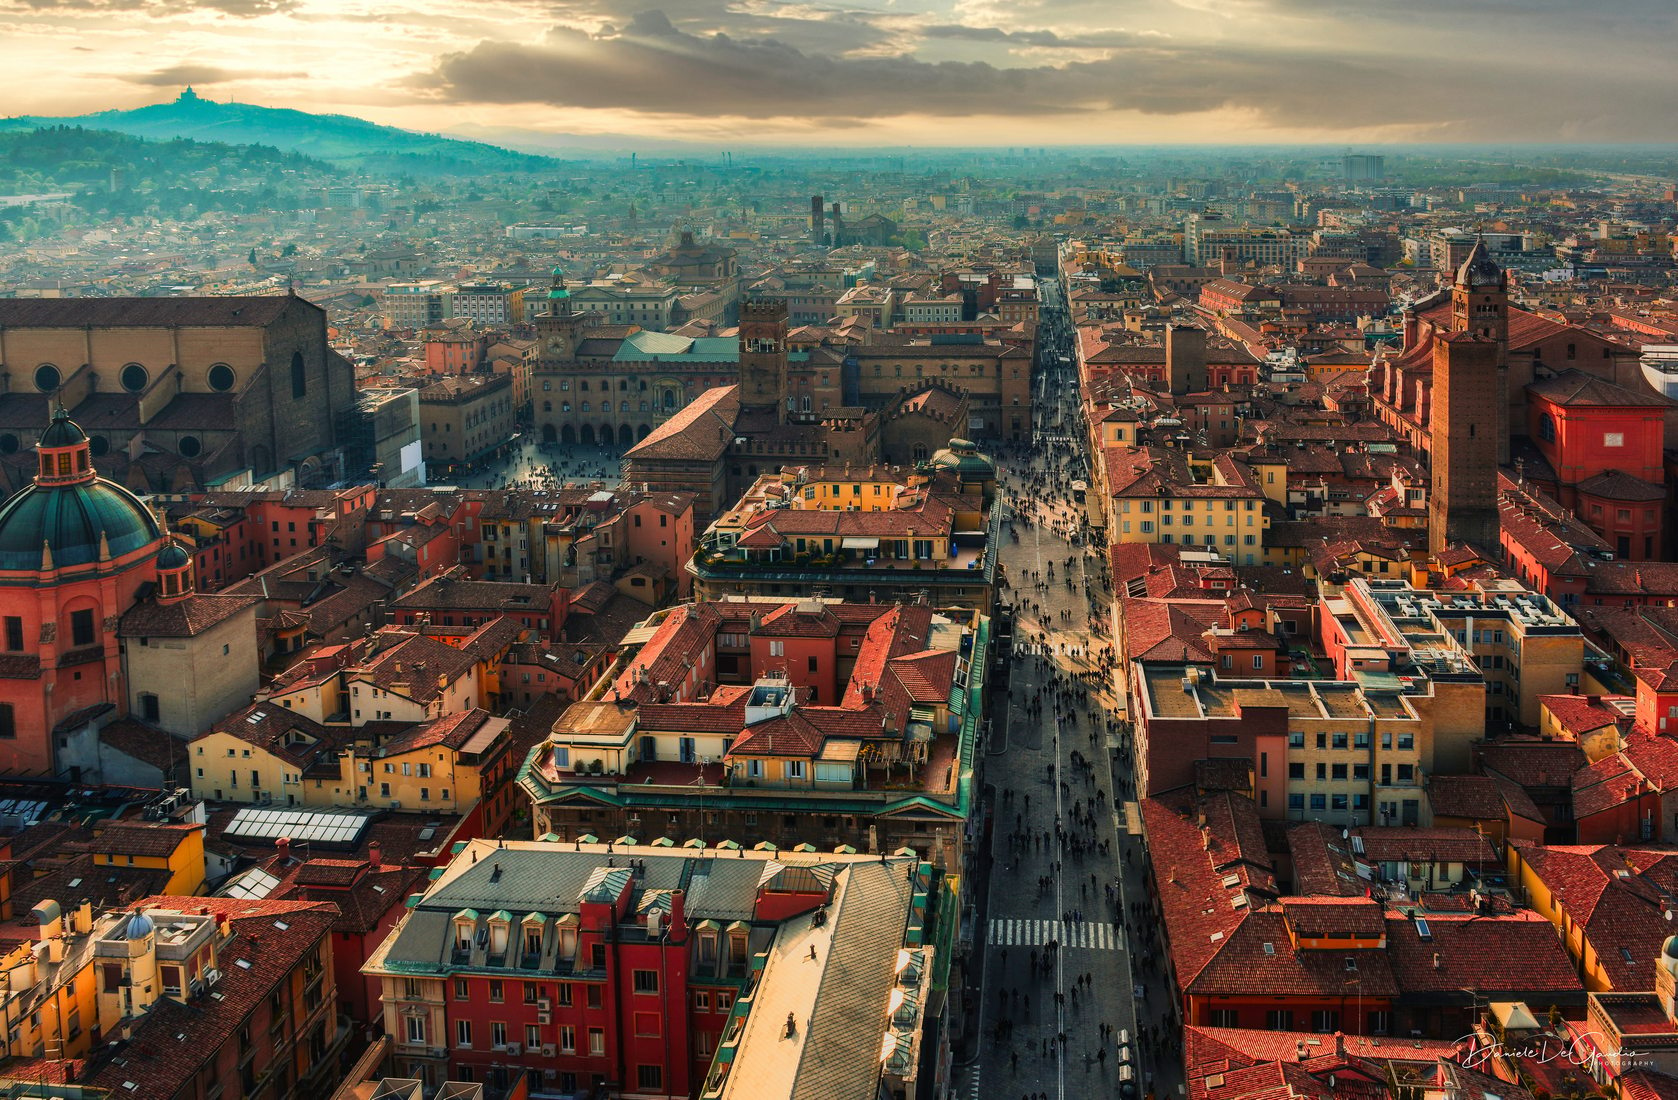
[[926, 438, 996, 479], [0, 409, 162, 572], [156, 540, 192, 570], [0, 480, 162, 570], [38, 414, 88, 449], [123, 911, 155, 940]]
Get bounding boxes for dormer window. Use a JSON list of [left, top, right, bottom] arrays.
[[488, 911, 511, 958], [522, 913, 548, 960], [556, 914, 579, 959], [453, 911, 478, 953]]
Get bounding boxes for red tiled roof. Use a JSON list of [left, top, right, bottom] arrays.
[[1528, 368, 1672, 408], [1383, 912, 1581, 995], [1513, 843, 1678, 988], [1120, 596, 1224, 663], [84, 896, 338, 1098], [1479, 738, 1586, 789], [1425, 775, 1508, 822], [1348, 827, 1500, 865], [728, 711, 826, 757], [1188, 909, 1398, 998], [1285, 822, 1365, 897], [887, 649, 957, 703], [1540, 693, 1632, 738], [637, 700, 747, 734], [1142, 791, 1279, 991]]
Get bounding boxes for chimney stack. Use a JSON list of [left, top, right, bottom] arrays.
[[368, 840, 383, 870], [276, 836, 292, 862], [669, 888, 688, 940]]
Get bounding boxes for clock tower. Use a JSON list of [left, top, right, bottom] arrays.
[[536, 265, 589, 369]]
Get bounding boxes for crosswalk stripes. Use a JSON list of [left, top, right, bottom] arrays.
[[986, 918, 1121, 951]]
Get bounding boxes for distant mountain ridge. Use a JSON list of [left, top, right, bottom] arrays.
[[0, 89, 560, 174]]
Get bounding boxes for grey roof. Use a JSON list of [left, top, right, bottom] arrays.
[[581, 866, 633, 904], [793, 860, 914, 1100], [0, 295, 309, 328], [418, 845, 835, 925]]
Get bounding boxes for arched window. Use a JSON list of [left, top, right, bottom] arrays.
[[542, 400, 552, 412], [291, 352, 307, 399]]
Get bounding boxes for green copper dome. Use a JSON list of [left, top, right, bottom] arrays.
[[0, 478, 161, 571], [927, 439, 996, 479], [38, 411, 88, 448], [157, 541, 191, 570], [548, 265, 570, 300]]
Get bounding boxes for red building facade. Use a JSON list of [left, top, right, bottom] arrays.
[[367, 841, 905, 1098], [0, 409, 165, 774], [1527, 370, 1670, 560]]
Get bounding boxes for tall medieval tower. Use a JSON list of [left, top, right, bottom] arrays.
[[737, 299, 790, 423], [1428, 330, 1503, 555], [1448, 236, 1511, 462]]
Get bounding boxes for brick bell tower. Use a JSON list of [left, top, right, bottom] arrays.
[[1429, 330, 1502, 556], [737, 299, 790, 423], [1449, 234, 1511, 462]]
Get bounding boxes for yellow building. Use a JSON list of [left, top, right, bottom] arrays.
[[191, 700, 509, 815], [190, 704, 345, 806], [0, 901, 101, 1061], [1104, 448, 1270, 567], [90, 822, 206, 897], [329, 710, 511, 814], [1507, 842, 1641, 992]]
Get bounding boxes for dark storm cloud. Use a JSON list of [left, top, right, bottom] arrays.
[[426, 4, 1678, 137], [547, 0, 893, 54], [431, 15, 1398, 124]]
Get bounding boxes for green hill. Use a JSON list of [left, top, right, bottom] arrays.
[[0, 126, 341, 241], [3, 89, 560, 175]]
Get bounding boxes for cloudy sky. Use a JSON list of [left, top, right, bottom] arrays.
[[3, 0, 1675, 145]]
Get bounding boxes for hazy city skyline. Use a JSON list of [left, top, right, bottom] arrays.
[[6, 0, 1678, 147]]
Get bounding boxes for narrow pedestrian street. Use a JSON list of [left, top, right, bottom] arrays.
[[958, 277, 1184, 1100]]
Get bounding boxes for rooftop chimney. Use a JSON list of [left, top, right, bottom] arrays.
[[368, 840, 383, 870], [668, 888, 688, 940]]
